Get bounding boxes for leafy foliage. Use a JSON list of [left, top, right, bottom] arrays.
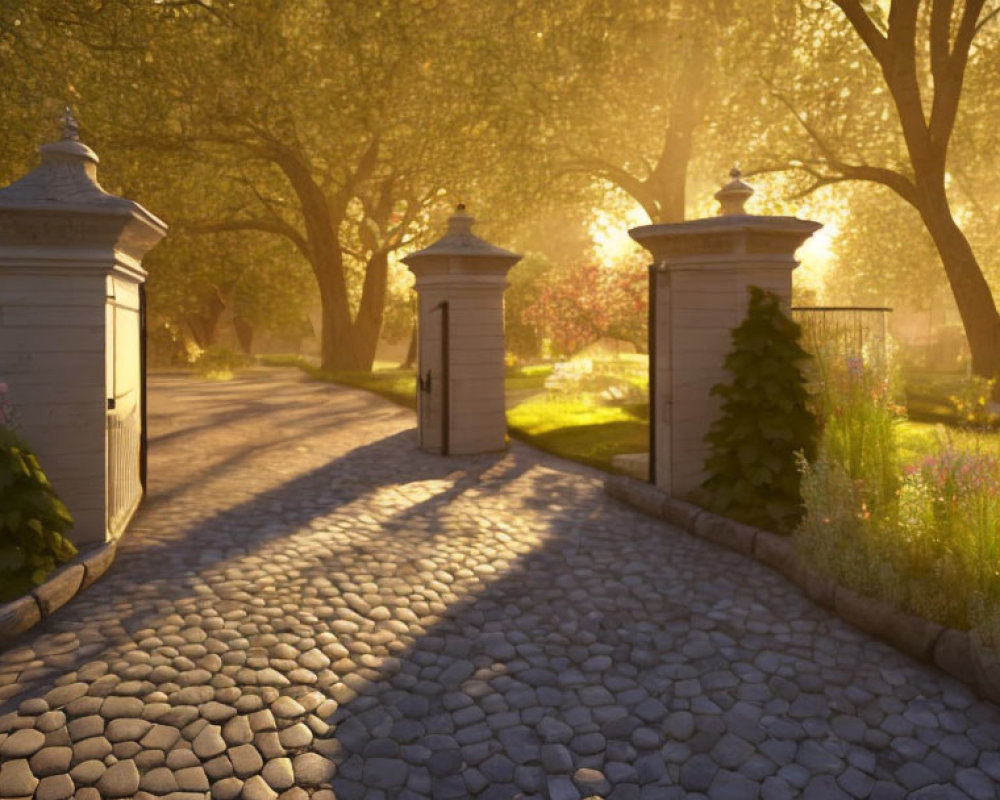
[[192, 347, 252, 381], [798, 420, 1000, 632], [521, 259, 647, 356], [0, 426, 76, 602], [795, 319, 1000, 634], [702, 287, 818, 533]]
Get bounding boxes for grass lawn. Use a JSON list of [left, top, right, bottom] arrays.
[[896, 418, 999, 465], [304, 365, 417, 410], [506, 397, 648, 472], [257, 355, 417, 408]]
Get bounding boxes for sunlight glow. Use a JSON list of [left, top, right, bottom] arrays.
[[589, 206, 647, 265], [795, 220, 838, 301]]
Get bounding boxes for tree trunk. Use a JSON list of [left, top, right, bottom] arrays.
[[317, 276, 357, 371], [400, 324, 417, 369], [314, 250, 389, 372], [349, 250, 389, 369], [827, 1, 999, 387], [916, 191, 1000, 381], [185, 290, 227, 349], [233, 316, 254, 355], [645, 50, 705, 224], [260, 141, 398, 374]]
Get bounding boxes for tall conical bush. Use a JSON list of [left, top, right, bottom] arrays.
[[702, 286, 818, 533]]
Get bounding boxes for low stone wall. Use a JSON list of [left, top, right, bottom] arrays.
[[0, 542, 117, 646], [605, 474, 1000, 706]]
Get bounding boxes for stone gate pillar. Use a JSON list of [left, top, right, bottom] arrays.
[[629, 169, 820, 498], [403, 205, 520, 455], [0, 111, 167, 545]]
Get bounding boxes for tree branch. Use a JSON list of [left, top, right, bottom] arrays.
[[974, 4, 1000, 34], [557, 152, 657, 220], [180, 217, 311, 261], [832, 0, 890, 63], [928, 0, 986, 150]]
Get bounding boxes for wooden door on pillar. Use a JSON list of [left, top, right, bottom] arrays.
[[418, 300, 450, 454]]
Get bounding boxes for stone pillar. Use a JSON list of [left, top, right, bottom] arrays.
[[403, 206, 520, 455], [0, 110, 167, 545], [629, 169, 820, 498]]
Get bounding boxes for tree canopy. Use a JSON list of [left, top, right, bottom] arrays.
[[1, 0, 999, 372]]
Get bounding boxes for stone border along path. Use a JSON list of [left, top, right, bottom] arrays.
[[603, 477, 1000, 707], [0, 368, 999, 800]]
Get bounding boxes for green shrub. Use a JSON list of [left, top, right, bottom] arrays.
[[702, 287, 818, 533], [194, 347, 251, 379], [0, 426, 76, 602]]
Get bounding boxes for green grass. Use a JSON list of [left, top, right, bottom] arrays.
[[503, 364, 553, 393], [257, 353, 310, 368], [506, 396, 649, 471], [902, 370, 999, 428], [895, 419, 1000, 466], [506, 397, 643, 434], [307, 366, 418, 410], [257, 354, 417, 408]]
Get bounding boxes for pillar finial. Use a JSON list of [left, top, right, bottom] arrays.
[[62, 106, 80, 142], [447, 203, 474, 236], [715, 165, 754, 216]]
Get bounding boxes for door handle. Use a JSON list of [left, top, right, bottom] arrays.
[[418, 370, 432, 393]]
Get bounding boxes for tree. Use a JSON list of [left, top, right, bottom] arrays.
[[145, 0, 468, 371], [470, 0, 798, 225], [767, 0, 1000, 382], [823, 183, 948, 307], [0, 0, 483, 372], [1, 0, 812, 375], [144, 230, 314, 355], [521, 255, 648, 356]]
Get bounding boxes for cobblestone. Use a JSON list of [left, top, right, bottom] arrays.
[[0, 370, 999, 797]]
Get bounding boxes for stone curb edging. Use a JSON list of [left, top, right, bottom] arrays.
[[0, 541, 117, 648], [604, 473, 1000, 707]]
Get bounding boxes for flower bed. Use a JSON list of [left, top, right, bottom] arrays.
[[795, 329, 1000, 645]]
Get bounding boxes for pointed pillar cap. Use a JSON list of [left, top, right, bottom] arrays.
[[403, 204, 521, 264], [38, 107, 100, 165], [0, 106, 144, 213]]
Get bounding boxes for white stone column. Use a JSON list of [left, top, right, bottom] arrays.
[[630, 170, 820, 498], [0, 110, 167, 545], [403, 206, 520, 455]]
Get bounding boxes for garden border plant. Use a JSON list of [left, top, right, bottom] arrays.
[[701, 286, 818, 534], [794, 317, 1000, 640], [0, 381, 77, 603], [606, 286, 1000, 703]]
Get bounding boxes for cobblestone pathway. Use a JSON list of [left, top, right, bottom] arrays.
[[2, 369, 1000, 800]]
